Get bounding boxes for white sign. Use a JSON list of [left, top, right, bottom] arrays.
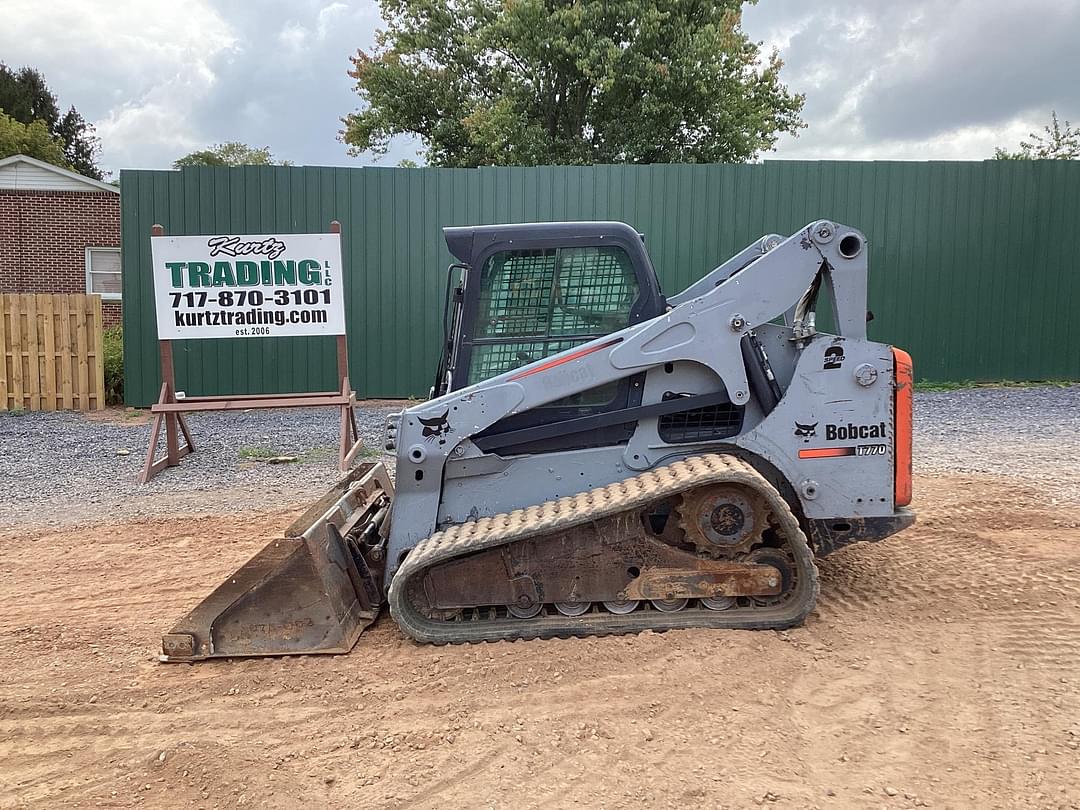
[[150, 233, 347, 340]]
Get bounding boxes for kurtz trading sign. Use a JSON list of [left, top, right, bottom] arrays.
[[150, 233, 347, 340]]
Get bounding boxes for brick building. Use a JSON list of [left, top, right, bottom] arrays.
[[0, 154, 122, 326]]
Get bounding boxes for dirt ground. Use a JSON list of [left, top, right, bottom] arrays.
[[1, 473, 1078, 810]]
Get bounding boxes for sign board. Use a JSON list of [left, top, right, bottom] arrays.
[[150, 233, 347, 339]]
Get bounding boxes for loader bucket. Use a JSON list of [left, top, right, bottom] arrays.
[[160, 462, 394, 662]]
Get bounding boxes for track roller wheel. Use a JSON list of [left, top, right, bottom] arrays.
[[554, 601, 590, 616], [650, 598, 689, 612], [507, 602, 542, 619], [700, 596, 737, 611]]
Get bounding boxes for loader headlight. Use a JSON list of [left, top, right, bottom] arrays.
[[385, 413, 401, 451]]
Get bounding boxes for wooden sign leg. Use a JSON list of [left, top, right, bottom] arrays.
[[139, 383, 168, 484], [348, 400, 359, 445], [338, 402, 349, 470], [137, 376, 196, 483], [338, 376, 363, 470], [177, 413, 195, 451], [166, 411, 180, 465]]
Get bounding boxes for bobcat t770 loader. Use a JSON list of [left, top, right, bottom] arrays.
[[161, 219, 914, 659]]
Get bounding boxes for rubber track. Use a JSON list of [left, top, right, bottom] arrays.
[[388, 454, 819, 644]]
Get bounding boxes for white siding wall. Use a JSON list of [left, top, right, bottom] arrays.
[[0, 161, 100, 191]]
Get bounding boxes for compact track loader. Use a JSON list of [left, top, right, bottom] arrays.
[[162, 219, 914, 660]]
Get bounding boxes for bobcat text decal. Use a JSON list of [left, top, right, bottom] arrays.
[[797, 420, 890, 460]]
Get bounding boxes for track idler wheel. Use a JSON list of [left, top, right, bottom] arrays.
[[746, 547, 797, 607]]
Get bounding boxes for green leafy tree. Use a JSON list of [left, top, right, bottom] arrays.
[[994, 111, 1080, 160], [342, 0, 804, 166], [0, 111, 70, 167], [172, 142, 293, 168], [55, 108, 101, 176], [0, 64, 103, 178]]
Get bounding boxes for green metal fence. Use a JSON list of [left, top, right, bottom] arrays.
[[121, 161, 1080, 405]]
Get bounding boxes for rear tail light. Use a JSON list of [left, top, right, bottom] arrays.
[[892, 347, 913, 507]]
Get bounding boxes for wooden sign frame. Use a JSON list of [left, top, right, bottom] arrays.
[[139, 221, 362, 483]]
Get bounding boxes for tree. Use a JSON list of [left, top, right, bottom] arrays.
[[0, 64, 103, 179], [172, 142, 293, 168], [342, 0, 804, 167], [0, 111, 70, 167], [55, 108, 101, 177], [993, 111, 1080, 160]]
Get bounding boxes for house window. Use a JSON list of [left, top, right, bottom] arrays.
[[85, 248, 121, 300]]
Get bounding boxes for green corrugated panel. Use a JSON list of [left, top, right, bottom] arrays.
[[121, 161, 1080, 405]]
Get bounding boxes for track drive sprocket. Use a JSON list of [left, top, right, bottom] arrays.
[[676, 483, 768, 557]]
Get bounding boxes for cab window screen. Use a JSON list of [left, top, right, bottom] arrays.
[[476, 249, 557, 338], [470, 245, 640, 388], [549, 246, 638, 336]]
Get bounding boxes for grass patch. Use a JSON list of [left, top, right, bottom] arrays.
[[298, 446, 336, 463], [916, 379, 1075, 392], [103, 326, 124, 406], [238, 446, 282, 461], [240, 443, 385, 464], [298, 445, 382, 463], [238, 445, 378, 464]]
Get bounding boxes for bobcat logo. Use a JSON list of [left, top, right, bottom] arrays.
[[418, 409, 452, 445], [793, 421, 818, 442]]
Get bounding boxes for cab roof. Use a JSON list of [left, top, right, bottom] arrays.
[[442, 221, 644, 267]]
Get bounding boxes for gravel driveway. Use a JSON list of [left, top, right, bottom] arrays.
[[0, 402, 402, 529], [913, 384, 1080, 504], [1, 384, 1076, 529]]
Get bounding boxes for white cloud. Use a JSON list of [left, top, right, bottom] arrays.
[[771, 117, 1039, 162], [1, 0, 238, 170], [317, 3, 350, 39], [743, 0, 1080, 160], [3, 1, 1075, 170], [278, 21, 311, 54]]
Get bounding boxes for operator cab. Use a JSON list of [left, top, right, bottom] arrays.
[[437, 221, 665, 391], [431, 222, 666, 452]]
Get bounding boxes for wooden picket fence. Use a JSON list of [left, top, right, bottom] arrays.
[[0, 294, 106, 411]]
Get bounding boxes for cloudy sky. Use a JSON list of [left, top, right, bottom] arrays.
[[2, 0, 1075, 175]]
